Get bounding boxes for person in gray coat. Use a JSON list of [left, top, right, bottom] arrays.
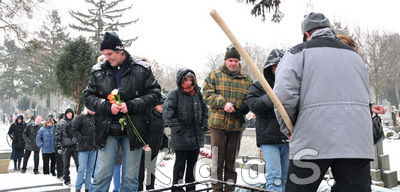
[[273, 12, 385, 191], [163, 68, 208, 192]]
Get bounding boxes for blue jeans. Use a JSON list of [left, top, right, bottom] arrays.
[[261, 144, 289, 192], [113, 164, 121, 192], [75, 150, 96, 190], [91, 136, 142, 192]]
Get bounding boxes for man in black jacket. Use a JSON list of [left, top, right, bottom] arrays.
[[56, 108, 78, 185], [71, 108, 96, 192], [246, 49, 288, 192], [21, 116, 42, 174], [84, 32, 161, 192]]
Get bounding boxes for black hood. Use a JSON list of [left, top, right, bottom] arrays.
[[176, 68, 197, 88], [64, 108, 74, 120], [15, 115, 24, 124], [263, 49, 285, 86]]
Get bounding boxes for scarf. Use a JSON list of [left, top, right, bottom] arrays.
[[181, 83, 195, 96]]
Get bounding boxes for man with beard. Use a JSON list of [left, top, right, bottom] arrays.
[[203, 45, 252, 192]]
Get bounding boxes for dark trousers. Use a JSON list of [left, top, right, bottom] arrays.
[[22, 150, 40, 172], [172, 149, 200, 192], [42, 153, 56, 175], [138, 146, 162, 191], [285, 158, 372, 192], [63, 147, 79, 182], [55, 151, 64, 177], [210, 128, 242, 192]]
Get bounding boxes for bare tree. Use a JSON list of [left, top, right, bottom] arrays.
[[359, 30, 391, 104], [381, 33, 400, 106], [205, 53, 224, 73], [146, 59, 178, 93], [0, 0, 46, 42], [204, 44, 270, 80], [241, 44, 270, 79]]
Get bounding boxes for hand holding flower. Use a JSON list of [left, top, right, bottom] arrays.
[[107, 89, 151, 151], [111, 104, 120, 115], [119, 102, 128, 114]]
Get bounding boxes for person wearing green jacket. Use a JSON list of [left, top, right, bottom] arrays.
[[203, 45, 252, 192]]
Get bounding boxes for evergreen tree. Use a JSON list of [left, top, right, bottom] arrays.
[[18, 96, 30, 111], [24, 10, 70, 107], [69, 0, 138, 47], [240, 0, 283, 22], [56, 37, 96, 114], [0, 39, 26, 100]]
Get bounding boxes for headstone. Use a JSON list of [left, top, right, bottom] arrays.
[[238, 128, 258, 157], [379, 154, 390, 171], [371, 169, 382, 181], [0, 150, 11, 174], [382, 170, 398, 188]]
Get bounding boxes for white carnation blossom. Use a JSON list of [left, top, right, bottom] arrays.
[[111, 89, 119, 95]]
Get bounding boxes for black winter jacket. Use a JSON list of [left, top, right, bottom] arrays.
[[8, 115, 26, 150], [56, 118, 77, 149], [23, 122, 41, 151], [71, 113, 96, 152], [163, 68, 208, 151], [246, 64, 287, 146], [144, 107, 165, 152], [84, 51, 161, 150]]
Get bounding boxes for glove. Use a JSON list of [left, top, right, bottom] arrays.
[[57, 149, 63, 155]]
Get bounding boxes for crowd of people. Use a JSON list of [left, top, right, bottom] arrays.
[[6, 12, 388, 192]]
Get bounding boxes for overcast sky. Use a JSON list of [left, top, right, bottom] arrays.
[[29, 0, 400, 74]]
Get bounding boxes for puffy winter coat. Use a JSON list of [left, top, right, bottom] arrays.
[[56, 119, 77, 149], [8, 115, 26, 150], [23, 122, 41, 151], [71, 113, 96, 152], [163, 68, 208, 151], [36, 126, 55, 154], [84, 51, 161, 150], [246, 81, 288, 146]]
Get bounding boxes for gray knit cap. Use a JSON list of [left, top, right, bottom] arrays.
[[301, 12, 331, 34]]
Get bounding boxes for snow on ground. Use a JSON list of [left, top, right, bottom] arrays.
[[2, 123, 400, 191]]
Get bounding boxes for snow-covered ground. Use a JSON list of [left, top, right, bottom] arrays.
[[2, 123, 400, 191]]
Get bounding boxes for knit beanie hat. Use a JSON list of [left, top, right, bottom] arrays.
[[100, 32, 124, 51], [224, 45, 241, 60], [301, 12, 330, 41]]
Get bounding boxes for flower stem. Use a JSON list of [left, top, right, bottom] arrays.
[[125, 114, 147, 145]]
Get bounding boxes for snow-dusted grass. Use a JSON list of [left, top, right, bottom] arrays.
[[3, 122, 400, 191]]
